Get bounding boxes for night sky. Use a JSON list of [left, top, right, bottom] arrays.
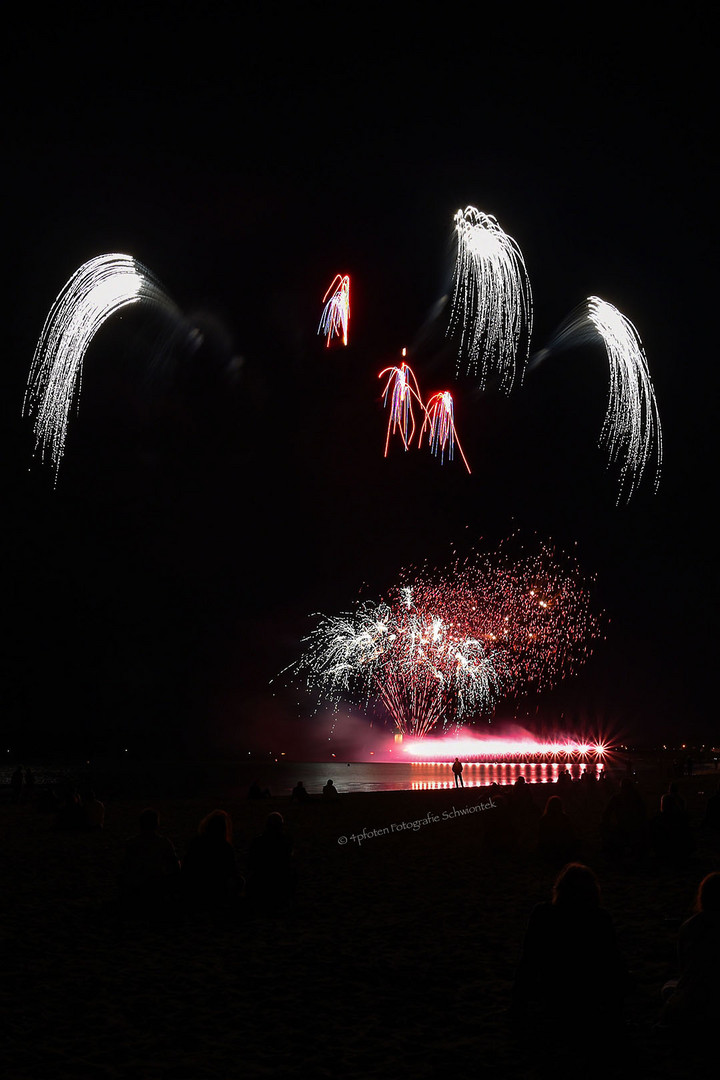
[[3, 6, 717, 758]]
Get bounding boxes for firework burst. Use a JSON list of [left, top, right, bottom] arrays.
[[318, 273, 351, 347], [284, 538, 601, 737], [589, 296, 662, 502], [288, 591, 504, 737], [418, 390, 471, 473], [530, 296, 662, 502], [447, 207, 533, 392], [23, 253, 179, 481], [379, 353, 425, 455]]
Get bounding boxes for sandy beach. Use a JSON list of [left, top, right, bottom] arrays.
[[2, 763, 718, 1079]]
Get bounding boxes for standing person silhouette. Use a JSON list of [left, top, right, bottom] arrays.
[[452, 758, 464, 788]]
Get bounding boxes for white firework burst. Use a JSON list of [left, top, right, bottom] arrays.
[[587, 296, 663, 502], [24, 253, 178, 481], [286, 591, 504, 737], [529, 295, 663, 503], [447, 206, 533, 392]]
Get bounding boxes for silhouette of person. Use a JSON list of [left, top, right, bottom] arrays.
[[55, 786, 85, 830], [248, 780, 271, 799], [498, 775, 538, 853], [181, 809, 242, 913], [537, 795, 578, 866], [699, 782, 720, 836], [452, 758, 464, 788], [82, 790, 105, 830], [649, 793, 695, 864], [601, 777, 647, 861], [512, 863, 628, 1059], [556, 767, 573, 789], [665, 781, 686, 814], [660, 872, 720, 1029], [247, 811, 296, 915], [322, 779, 339, 800], [11, 766, 24, 803], [483, 787, 517, 855], [291, 780, 311, 802], [24, 767, 36, 796], [119, 808, 180, 919]]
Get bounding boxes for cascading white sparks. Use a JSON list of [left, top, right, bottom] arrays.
[[23, 253, 178, 481], [285, 593, 504, 737], [530, 296, 662, 502], [447, 207, 533, 392], [587, 296, 662, 502]]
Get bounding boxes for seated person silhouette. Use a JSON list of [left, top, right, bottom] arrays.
[[512, 862, 628, 1054], [537, 795, 578, 867], [661, 871, 720, 1030], [119, 808, 180, 919], [649, 793, 695, 863], [181, 809, 242, 914], [601, 777, 647, 860], [82, 790, 105, 830], [246, 811, 296, 914], [55, 786, 86, 830]]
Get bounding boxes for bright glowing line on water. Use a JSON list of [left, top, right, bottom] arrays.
[[402, 735, 608, 759]]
